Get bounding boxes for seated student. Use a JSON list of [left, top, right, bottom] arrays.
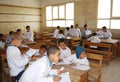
[[58, 39, 72, 64], [88, 32, 101, 48], [5, 31, 14, 44], [0, 33, 5, 49], [53, 26, 60, 38], [6, 32, 31, 82], [71, 46, 90, 70], [100, 26, 112, 39], [19, 46, 62, 82], [56, 30, 65, 39], [64, 27, 70, 37], [24, 26, 34, 41], [33, 45, 47, 59], [75, 24, 81, 37], [69, 25, 78, 37]]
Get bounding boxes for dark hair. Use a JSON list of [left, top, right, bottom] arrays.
[[16, 29, 21, 32], [9, 31, 14, 35], [92, 32, 97, 36], [58, 38, 67, 44], [11, 32, 22, 41], [26, 26, 30, 29], [47, 46, 59, 56], [70, 25, 73, 28], [102, 26, 107, 29], [84, 24, 87, 27], [0, 33, 4, 40], [40, 45, 47, 50], [57, 26, 60, 29], [75, 24, 78, 27], [59, 30, 64, 34], [66, 27, 69, 30]]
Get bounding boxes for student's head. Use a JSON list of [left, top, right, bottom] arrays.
[[76, 46, 86, 59], [11, 32, 22, 46], [26, 26, 30, 32], [75, 24, 79, 28], [9, 31, 14, 36], [58, 39, 67, 50], [57, 26, 60, 30], [66, 27, 70, 31], [40, 45, 47, 55], [47, 46, 60, 63], [0, 33, 5, 41], [92, 32, 97, 36], [102, 26, 107, 32], [16, 29, 22, 34], [59, 30, 64, 34], [70, 25, 74, 29], [84, 24, 88, 30]]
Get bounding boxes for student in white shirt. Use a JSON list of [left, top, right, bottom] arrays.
[[88, 32, 101, 48], [69, 25, 78, 37], [81, 24, 92, 39], [58, 39, 72, 64], [101, 26, 112, 39], [64, 27, 70, 37], [24, 26, 34, 41], [0, 33, 5, 49], [6, 32, 31, 82], [56, 30, 65, 39], [5, 31, 14, 44], [75, 24, 81, 37], [53, 26, 60, 38], [19, 46, 62, 82], [72, 46, 90, 70]]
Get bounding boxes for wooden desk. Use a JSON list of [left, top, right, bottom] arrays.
[[22, 40, 36, 45], [101, 39, 119, 60], [52, 65, 88, 82]]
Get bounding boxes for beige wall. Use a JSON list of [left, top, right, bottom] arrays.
[[41, 0, 120, 39], [0, 0, 41, 34]]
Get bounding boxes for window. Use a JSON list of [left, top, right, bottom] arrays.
[[46, 3, 74, 27], [97, 0, 120, 29]]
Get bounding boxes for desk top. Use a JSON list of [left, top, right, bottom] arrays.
[[101, 39, 119, 44], [52, 65, 88, 82], [22, 40, 36, 45]]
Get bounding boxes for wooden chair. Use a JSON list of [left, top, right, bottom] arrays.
[[82, 40, 112, 65], [0, 54, 11, 82], [87, 53, 103, 82], [70, 37, 81, 49]]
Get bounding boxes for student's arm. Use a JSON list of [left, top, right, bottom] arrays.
[[75, 57, 89, 66]]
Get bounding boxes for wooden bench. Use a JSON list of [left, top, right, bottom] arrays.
[[83, 40, 112, 65], [87, 53, 103, 82]]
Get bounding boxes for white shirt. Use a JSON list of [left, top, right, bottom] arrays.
[[6, 46, 29, 76], [69, 28, 78, 37], [53, 29, 59, 38], [101, 30, 112, 39], [59, 47, 71, 60], [64, 30, 70, 37], [76, 28, 81, 37], [56, 34, 65, 39], [19, 56, 54, 82], [0, 41, 5, 49], [24, 31, 34, 41]]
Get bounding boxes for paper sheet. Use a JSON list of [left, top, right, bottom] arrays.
[[25, 48, 37, 57], [60, 72, 71, 82]]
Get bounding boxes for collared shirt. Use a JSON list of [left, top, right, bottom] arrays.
[[24, 31, 34, 41]]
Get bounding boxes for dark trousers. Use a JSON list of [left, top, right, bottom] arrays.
[[12, 70, 24, 82]]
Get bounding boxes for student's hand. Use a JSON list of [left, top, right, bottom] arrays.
[[57, 69, 62, 75], [53, 76, 61, 82], [71, 63, 76, 66]]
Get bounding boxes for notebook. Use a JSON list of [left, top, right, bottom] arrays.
[[25, 48, 38, 57]]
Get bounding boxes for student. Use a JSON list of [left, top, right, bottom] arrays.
[[101, 26, 112, 39], [5, 31, 14, 44], [53, 26, 60, 38], [24, 26, 34, 41], [72, 46, 90, 70], [6, 32, 31, 82], [69, 25, 78, 37], [58, 39, 72, 63], [19, 46, 61, 82], [56, 30, 65, 39], [81, 24, 92, 39], [88, 32, 101, 48], [0, 33, 5, 49], [75, 24, 81, 37], [64, 27, 70, 37]]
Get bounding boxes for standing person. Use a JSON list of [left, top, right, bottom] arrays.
[[81, 24, 92, 39], [19, 46, 61, 82], [75, 24, 81, 37], [24, 26, 34, 41], [101, 26, 112, 39], [6, 32, 31, 82], [53, 26, 60, 38]]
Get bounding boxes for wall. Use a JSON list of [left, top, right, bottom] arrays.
[[0, 0, 41, 34], [41, 0, 120, 39]]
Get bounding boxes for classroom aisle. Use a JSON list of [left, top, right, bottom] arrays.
[[101, 57, 120, 82]]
